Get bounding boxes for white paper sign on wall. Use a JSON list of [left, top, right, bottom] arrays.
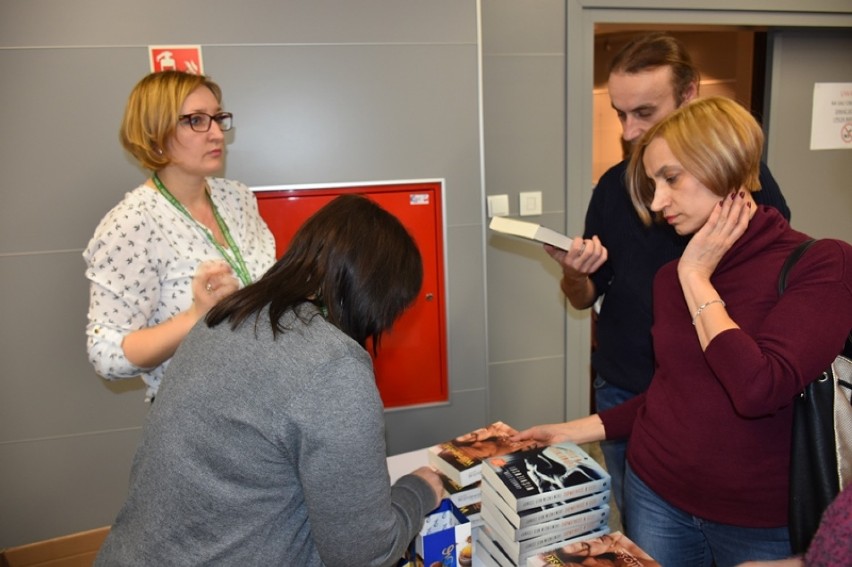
[[810, 82, 852, 151]]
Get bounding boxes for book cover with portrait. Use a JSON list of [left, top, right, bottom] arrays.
[[525, 531, 661, 566], [427, 421, 539, 487]]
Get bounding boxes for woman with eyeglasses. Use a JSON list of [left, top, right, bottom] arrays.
[[84, 71, 275, 402]]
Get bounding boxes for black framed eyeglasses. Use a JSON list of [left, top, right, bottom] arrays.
[[178, 112, 233, 132]]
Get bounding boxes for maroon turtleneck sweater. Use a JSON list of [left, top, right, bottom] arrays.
[[600, 206, 852, 527]]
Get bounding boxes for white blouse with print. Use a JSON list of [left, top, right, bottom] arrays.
[[84, 177, 276, 400]]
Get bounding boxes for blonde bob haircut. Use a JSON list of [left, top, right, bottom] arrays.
[[119, 71, 223, 171], [627, 96, 764, 227]]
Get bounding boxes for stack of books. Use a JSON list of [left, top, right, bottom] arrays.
[[427, 421, 539, 529], [474, 442, 613, 567], [440, 474, 483, 528]]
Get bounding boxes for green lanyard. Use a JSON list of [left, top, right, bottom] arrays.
[[152, 173, 253, 287]]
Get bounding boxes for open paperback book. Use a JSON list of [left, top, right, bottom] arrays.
[[489, 216, 573, 251]]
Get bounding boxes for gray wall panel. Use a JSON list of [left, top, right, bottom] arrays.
[[211, 44, 483, 224], [482, 55, 566, 213], [488, 357, 565, 430], [0, 253, 147, 443], [0, 49, 147, 254], [444, 224, 488, 393], [481, 0, 567, 425], [0, 430, 142, 553], [486, 218, 565, 362], [481, 0, 565, 54], [0, 0, 476, 47]]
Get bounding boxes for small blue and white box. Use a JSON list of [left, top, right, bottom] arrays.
[[415, 499, 473, 567]]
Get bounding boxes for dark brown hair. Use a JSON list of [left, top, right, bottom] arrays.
[[206, 194, 423, 352], [609, 32, 700, 106]]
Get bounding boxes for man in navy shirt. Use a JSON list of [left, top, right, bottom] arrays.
[[547, 33, 790, 524]]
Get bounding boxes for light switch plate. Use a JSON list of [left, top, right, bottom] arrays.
[[487, 194, 510, 217], [519, 191, 542, 216]]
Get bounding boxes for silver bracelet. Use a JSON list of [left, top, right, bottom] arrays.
[[692, 299, 726, 326]]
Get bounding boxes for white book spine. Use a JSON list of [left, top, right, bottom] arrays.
[[484, 509, 610, 559], [481, 461, 610, 512], [449, 487, 482, 508], [482, 501, 610, 543], [481, 479, 609, 528], [513, 506, 609, 541]]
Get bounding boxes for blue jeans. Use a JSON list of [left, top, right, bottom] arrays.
[[624, 464, 791, 567], [593, 375, 634, 523]]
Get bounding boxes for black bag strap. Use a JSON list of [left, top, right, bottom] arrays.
[[781, 238, 832, 555], [778, 239, 852, 361], [778, 239, 817, 295]]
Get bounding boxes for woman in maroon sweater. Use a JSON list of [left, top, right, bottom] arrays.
[[516, 96, 852, 566]]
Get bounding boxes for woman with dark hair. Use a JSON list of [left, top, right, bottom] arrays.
[[95, 195, 443, 567]]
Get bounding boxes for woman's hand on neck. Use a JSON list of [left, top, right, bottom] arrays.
[[679, 189, 753, 281], [743, 190, 758, 221]]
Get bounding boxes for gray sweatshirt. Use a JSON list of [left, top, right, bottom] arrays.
[[95, 304, 435, 566]]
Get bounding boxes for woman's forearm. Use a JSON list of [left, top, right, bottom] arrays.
[[679, 270, 739, 350], [121, 308, 202, 369]]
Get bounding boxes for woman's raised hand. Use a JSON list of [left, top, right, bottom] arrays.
[[679, 190, 752, 281], [190, 260, 240, 317]]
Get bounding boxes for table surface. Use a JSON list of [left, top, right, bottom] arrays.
[[387, 448, 429, 484]]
